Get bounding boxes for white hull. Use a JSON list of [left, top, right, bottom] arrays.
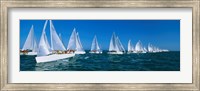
[[89, 51, 102, 54], [135, 51, 147, 53], [20, 52, 37, 55], [75, 51, 86, 54], [36, 53, 75, 63], [108, 51, 123, 54]]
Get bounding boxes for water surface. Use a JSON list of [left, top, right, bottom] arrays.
[[20, 51, 180, 71]]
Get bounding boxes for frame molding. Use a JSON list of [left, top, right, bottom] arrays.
[[1, 0, 199, 90]]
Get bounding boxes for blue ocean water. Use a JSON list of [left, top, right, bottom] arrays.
[[20, 51, 180, 71]]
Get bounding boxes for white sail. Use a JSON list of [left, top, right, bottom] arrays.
[[50, 20, 66, 51], [67, 28, 77, 50], [22, 25, 37, 51], [91, 36, 100, 51], [135, 40, 144, 52], [76, 32, 84, 51], [109, 32, 119, 51], [37, 20, 50, 56], [109, 33, 115, 51], [128, 40, 132, 52], [33, 39, 38, 52], [67, 28, 85, 54], [59, 33, 62, 41], [144, 47, 147, 52], [116, 36, 125, 52], [148, 43, 153, 52]]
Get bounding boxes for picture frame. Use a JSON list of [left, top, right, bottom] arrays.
[[0, 0, 199, 90]]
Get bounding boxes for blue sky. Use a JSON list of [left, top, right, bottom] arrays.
[[20, 20, 180, 51]]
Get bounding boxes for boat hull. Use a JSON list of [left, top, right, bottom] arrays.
[[107, 51, 123, 54], [20, 52, 37, 55], [89, 51, 102, 54], [75, 51, 86, 54], [36, 54, 75, 63]]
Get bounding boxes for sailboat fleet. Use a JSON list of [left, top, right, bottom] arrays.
[[21, 20, 169, 63]]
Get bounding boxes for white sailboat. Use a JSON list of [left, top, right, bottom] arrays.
[[147, 43, 169, 53], [20, 25, 38, 55], [36, 20, 75, 63], [135, 40, 146, 53], [67, 28, 86, 54], [89, 36, 102, 54], [148, 43, 154, 52], [108, 32, 124, 54], [127, 40, 135, 53]]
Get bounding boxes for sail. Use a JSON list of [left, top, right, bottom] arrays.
[[128, 40, 132, 52], [109, 32, 117, 51], [32, 39, 38, 52], [67, 28, 77, 50], [50, 20, 66, 51], [91, 36, 100, 51], [76, 32, 84, 51], [116, 37, 125, 52], [135, 40, 143, 51], [42, 21, 50, 51], [37, 20, 50, 56], [22, 25, 37, 51], [59, 33, 62, 41], [144, 47, 147, 52]]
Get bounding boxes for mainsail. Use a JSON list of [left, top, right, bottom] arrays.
[[67, 28, 77, 50], [91, 36, 100, 51], [109, 32, 116, 51], [109, 32, 125, 52], [76, 32, 84, 51], [22, 25, 37, 52], [67, 28, 85, 52], [116, 36, 125, 52], [135, 40, 144, 52], [50, 20, 66, 51], [128, 40, 132, 52], [109, 32, 120, 52], [148, 43, 153, 52], [37, 20, 50, 56]]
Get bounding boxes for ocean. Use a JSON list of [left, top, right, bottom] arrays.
[[20, 51, 180, 71]]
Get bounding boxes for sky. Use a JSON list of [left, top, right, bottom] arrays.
[[20, 20, 180, 51]]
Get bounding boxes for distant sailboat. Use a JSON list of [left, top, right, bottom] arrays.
[[89, 35, 102, 54], [36, 20, 75, 63], [148, 43, 169, 53], [67, 28, 86, 54], [108, 32, 124, 54], [20, 25, 38, 55], [127, 40, 135, 53], [135, 40, 146, 53]]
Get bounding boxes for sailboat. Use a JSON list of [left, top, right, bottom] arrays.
[[108, 32, 125, 54], [89, 35, 102, 54], [20, 25, 38, 55], [35, 20, 75, 63], [127, 40, 135, 53], [67, 28, 86, 54], [135, 40, 146, 53], [147, 43, 169, 53]]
